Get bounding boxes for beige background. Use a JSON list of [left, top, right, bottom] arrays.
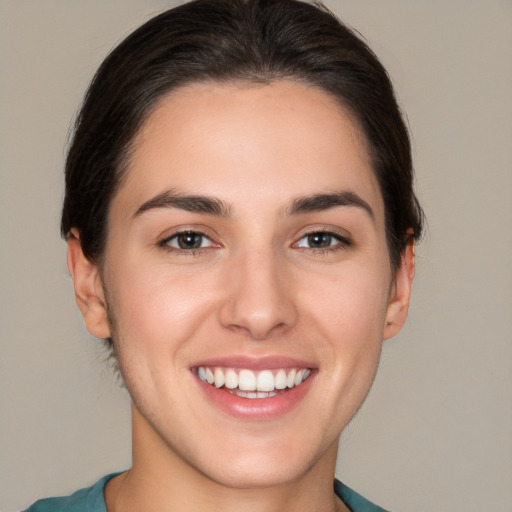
[[1, 1, 511, 511]]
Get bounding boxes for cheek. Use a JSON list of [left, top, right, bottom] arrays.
[[301, 260, 390, 336], [105, 262, 220, 359], [103, 265, 222, 418], [299, 261, 391, 386]]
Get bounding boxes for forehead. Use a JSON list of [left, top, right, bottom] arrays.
[[115, 80, 383, 221]]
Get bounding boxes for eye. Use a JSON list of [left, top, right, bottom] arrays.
[[295, 231, 350, 250], [162, 231, 214, 251]]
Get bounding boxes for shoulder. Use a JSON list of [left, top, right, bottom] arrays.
[[334, 479, 392, 512], [22, 474, 118, 512]]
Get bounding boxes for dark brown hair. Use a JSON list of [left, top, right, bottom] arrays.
[[62, 0, 423, 272]]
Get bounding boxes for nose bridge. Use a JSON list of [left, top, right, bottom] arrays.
[[220, 243, 297, 339]]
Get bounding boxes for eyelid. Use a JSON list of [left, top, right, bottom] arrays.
[[155, 224, 352, 254], [157, 226, 222, 253], [292, 227, 353, 251], [166, 232, 213, 249]]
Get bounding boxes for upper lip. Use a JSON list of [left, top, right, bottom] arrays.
[[191, 355, 316, 371]]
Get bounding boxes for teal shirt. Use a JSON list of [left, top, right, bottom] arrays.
[[23, 475, 390, 512]]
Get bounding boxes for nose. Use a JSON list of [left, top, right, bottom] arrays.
[[218, 248, 298, 340]]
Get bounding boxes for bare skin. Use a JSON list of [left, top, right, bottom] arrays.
[[68, 81, 414, 512], [104, 434, 350, 512]]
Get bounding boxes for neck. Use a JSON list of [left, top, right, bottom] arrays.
[[105, 404, 348, 512]]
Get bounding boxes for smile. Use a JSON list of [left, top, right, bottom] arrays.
[[196, 367, 312, 399]]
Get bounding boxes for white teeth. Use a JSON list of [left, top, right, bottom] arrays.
[[205, 367, 214, 385], [238, 369, 257, 391], [256, 370, 275, 392], [197, 366, 311, 397], [274, 369, 287, 389], [214, 367, 224, 388], [229, 390, 279, 399], [286, 369, 296, 388], [224, 369, 238, 389]]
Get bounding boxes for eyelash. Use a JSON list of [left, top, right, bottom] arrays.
[[293, 230, 352, 253], [159, 230, 215, 256], [158, 229, 352, 255]]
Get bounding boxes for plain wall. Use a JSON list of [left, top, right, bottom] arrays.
[[1, 1, 511, 510]]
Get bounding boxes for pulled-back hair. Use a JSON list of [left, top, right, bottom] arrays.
[[62, 0, 423, 272]]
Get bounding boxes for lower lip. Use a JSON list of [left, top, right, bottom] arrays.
[[195, 373, 315, 421]]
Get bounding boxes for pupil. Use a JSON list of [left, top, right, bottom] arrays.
[[308, 233, 331, 248], [178, 233, 201, 249]]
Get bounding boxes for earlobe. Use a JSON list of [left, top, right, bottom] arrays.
[[67, 229, 111, 339], [383, 236, 415, 341]]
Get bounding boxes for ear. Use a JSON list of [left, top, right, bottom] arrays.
[[383, 235, 415, 341], [67, 229, 111, 339]]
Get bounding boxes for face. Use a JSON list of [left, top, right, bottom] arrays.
[[70, 81, 413, 490]]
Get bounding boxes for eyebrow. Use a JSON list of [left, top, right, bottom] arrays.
[[287, 191, 374, 220], [133, 189, 373, 220], [133, 189, 231, 218]]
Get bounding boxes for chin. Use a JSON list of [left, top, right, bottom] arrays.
[[200, 453, 316, 490], [185, 429, 337, 491]]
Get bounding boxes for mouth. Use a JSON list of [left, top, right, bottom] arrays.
[[196, 366, 312, 399]]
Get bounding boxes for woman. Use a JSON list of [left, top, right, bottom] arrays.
[[25, 0, 423, 510]]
